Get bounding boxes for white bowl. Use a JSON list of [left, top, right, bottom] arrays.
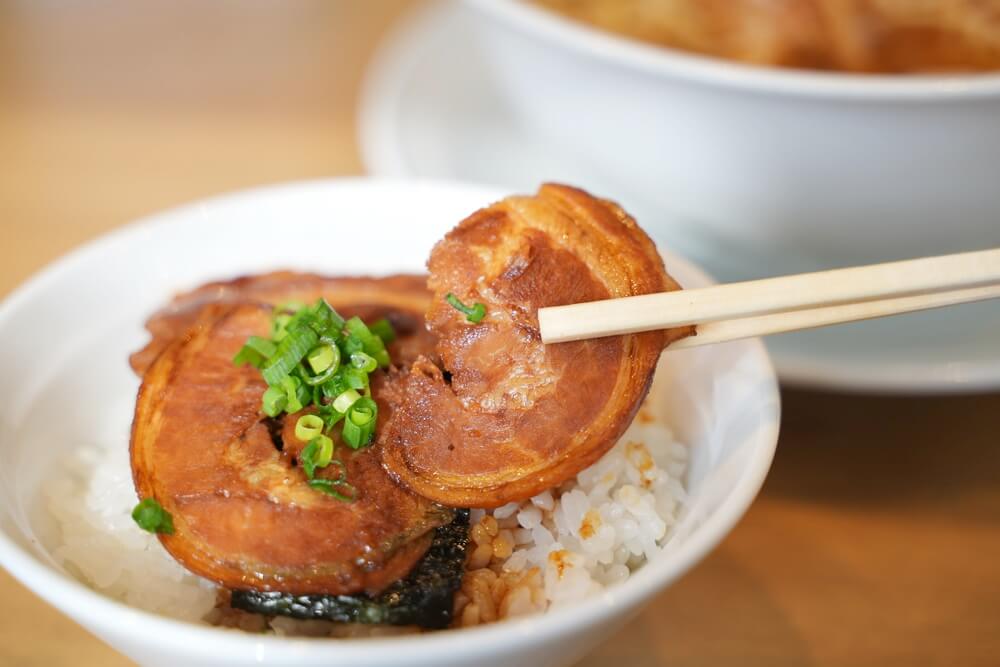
[[0, 179, 779, 667], [465, 0, 1000, 267]]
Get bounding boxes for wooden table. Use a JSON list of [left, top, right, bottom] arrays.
[[1, 2, 997, 665]]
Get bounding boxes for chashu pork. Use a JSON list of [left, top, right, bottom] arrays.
[[130, 276, 451, 595], [380, 184, 694, 508]]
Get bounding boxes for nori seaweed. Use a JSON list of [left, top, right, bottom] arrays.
[[230, 509, 470, 629]]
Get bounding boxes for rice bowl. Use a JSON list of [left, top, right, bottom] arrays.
[[47, 390, 688, 634], [0, 180, 779, 667]]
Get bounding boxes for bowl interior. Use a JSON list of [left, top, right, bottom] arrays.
[[0, 179, 779, 666]]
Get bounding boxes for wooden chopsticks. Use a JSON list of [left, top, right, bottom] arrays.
[[537, 247, 1000, 347]]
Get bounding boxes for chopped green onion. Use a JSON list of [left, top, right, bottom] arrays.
[[300, 359, 339, 386], [294, 310, 325, 337], [310, 299, 345, 334], [315, 434, 334, 467], [300, 438, 339, 481], [236, 301, 391, 470], [467, 303, 486, 323], [345, 419, 374, 449], [307, 343, 339, 374], [300, 434, 335, 480], [369, 318, 396, 344], [262, 324, 319, 385], [317, 403, 345, 430], [349, 397, 377, 426], [300, 439, 319, 479], [320, 372, 351, 399], [294, 414, 325, 442], [308, 478, 356, 502], [332, 389, 361, 414], [261, 385, 287, 417], [350, 352, 378, 373], [232, 346, 264, 369], [286, 302, 317, 326], [271, 313, 293, 341], [344, 316, 372, 339], [341, 419, 363, 448], [445, 293, 486, 323], [342, 397, 377, 449], [280, 376, 304, 413], [295, 380, 311, 410], [342, 367, 369, 391], [342, 333, 365, 356], [233, 336, 277, 368], [300, 342, 341, 386], [345, 317, 391, 368], [246, 336, 277, 357], [131, 498, 175, 535]]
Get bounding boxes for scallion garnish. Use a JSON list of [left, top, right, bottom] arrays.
[[343, 397, 377, 449], [445, 293, 486, 323], [131, 498, 175, 535], [317, 403, 346, 430], [332, 388, 361, 414], [262, 324, 319, 386], [271, 313, 293, 341], [369, 318, 396, 344], [233, 299, 395, 500], [261, 385, 287, 417], [280, 376, 305, 413], [300, 359, 340, 386], [350, 396, 377, 425], [233, 336, 277, 368], [342, 367, 369, 391], [307, 343, 339, 375], [308, 478, 356, 502], [311, 299, 346, 334], [315, 435, 334, 467], [350, 351, 378, 373], [300, 433, 335, 480], [294, 414, 325, 442], [344, 317, 391, 369], [300, 438, 319, 479]]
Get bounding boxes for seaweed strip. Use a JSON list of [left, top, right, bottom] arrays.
[[231, 509, 470, 629]]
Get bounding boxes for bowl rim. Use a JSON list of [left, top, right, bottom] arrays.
[[0, 178, 780, 662], [465, 0, 1000, 100]]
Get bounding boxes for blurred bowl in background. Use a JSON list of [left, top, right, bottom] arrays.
[[465, 0, 1000, 268], [359, 1, 1000, 393]]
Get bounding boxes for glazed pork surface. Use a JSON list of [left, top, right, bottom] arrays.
[[130, 276, 451, 595], [380, 184, 693, 508]]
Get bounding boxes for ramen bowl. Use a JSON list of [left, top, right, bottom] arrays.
[[466, 0, 1000, 268]]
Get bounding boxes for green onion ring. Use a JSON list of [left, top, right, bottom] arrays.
[[294, 414, 325, 441]]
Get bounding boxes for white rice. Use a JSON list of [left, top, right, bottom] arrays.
[[44, 442, 217, 622], [463, 408, 688, 618], [45, 403, 686, 629]]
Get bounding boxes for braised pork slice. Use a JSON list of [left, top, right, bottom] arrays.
[[381, 184, 693, 508], [130, 296, 450, 595], [129, 273, 433, 376]]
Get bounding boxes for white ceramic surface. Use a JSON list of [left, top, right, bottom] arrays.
[[466, 0, 1000, 266], [358, 1, 1000, 393], [0, 180, 780, 667]]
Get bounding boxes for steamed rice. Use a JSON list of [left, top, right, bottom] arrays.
[[45, 402, 686, 632]]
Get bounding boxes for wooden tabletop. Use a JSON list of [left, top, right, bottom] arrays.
[[1, 2, 997, 665]]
